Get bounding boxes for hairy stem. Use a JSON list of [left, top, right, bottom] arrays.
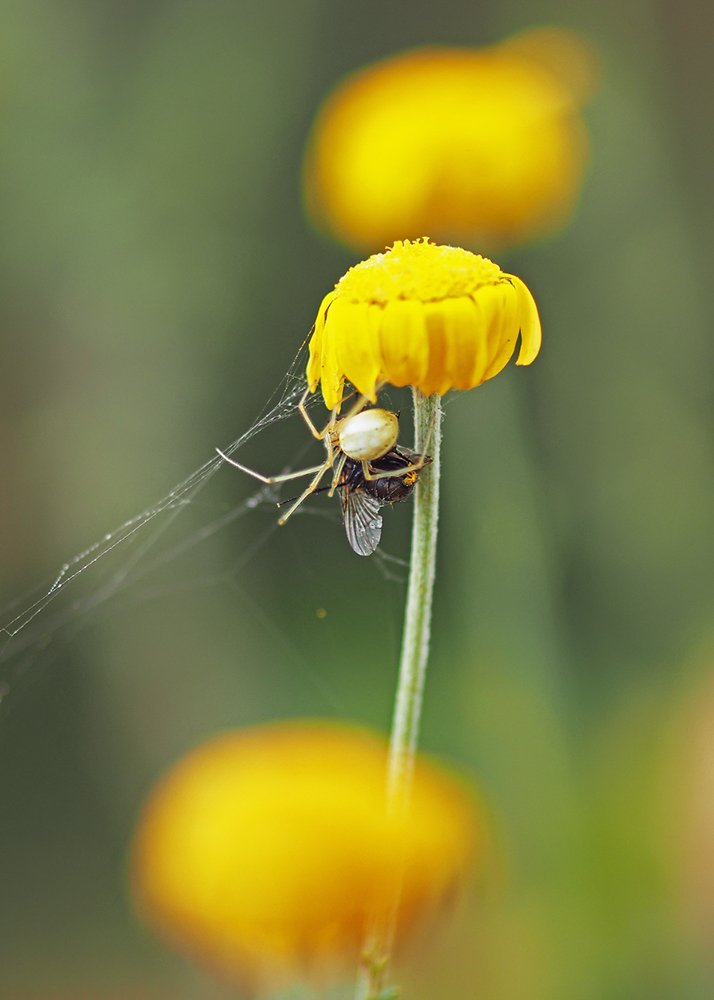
[[387, 388, 442, 811], [356, 389, 442, 1000]]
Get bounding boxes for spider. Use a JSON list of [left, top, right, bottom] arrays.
[[216, 384, 432, 554]]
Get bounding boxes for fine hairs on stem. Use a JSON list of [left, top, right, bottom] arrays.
[[356, 388, 443, 1000]]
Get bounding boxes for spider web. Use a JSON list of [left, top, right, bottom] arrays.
[[0, 350, 298, 701], [0, 345, 411, 711]]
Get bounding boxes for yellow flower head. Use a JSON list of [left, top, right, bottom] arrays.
[[303, 28, 597, 251], [130, 720, 480, 992], [307, 239, 541, 410]]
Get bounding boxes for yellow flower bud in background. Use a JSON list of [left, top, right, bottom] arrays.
[[130, 721, 481, 993], [304, 28, 598, 252], [307, 238, 541, 410]]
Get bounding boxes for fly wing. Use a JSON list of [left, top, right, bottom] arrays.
[[340, 487, 383, 556]]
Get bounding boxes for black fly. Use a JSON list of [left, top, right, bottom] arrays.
[[338, 446, 432, 556]]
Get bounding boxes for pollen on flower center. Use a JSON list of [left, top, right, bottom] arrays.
[[337, 239, 504, 305]]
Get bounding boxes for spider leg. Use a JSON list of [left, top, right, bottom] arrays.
[[335, 380, 389, 428], [297, 384, 337, 441], [277, 427, 340, 523], [215, 448, 326, 485], [360, 420, 435, 482], [360, 456, 431, 482], [277, 458, 333, 524], [298, 382, 365, 442], [328, 450, 348, 496]]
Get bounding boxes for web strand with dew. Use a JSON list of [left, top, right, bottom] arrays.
[[0, 358, 414, 708], [0, 359, 316, 702]]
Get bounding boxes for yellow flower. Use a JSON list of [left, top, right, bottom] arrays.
[[307, 239, 540, 410], [130, 720, 480, 992], [303, 28, 597, 251]]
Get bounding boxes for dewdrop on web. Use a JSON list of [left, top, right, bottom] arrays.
[[303, 27, 598, 253], [130, 720, 483, 995]]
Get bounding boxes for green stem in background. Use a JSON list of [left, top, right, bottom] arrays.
[[356, 388, 443, 1000]]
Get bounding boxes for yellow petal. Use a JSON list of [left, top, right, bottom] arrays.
[[330, 298, 383, 401], [418, 302, 452, 396], [131, 722, 482, 990], [443, 296, 483, 391], [319, 309, 345, 411], [512, 275, 542, 365], [306, 291, 336, 394], [379, 299, 429, 388], [476, 281, 521, 382]]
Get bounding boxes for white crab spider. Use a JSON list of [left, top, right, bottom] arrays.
[[216, 383, 430, 529]]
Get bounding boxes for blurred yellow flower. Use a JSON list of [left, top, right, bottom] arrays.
[[130, 720, 480, 992], [307, 238, 540, 409], [303, 28, 597, 252]]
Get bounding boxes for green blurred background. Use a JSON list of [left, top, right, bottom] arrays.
[[2, 0, 714, 997]]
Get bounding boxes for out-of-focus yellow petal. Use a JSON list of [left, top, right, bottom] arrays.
[[304, 30, 597, 253], [130, 721, 482, 992], [500, 26, 600, 104]]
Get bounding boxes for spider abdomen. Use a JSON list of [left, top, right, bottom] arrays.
[[337, 408, 399, 461]]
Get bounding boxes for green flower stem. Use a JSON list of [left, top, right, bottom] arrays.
[[386, 388, 442, 812], [356, 388, 442, 1000]]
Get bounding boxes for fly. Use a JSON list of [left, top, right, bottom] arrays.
[[338, 446, 432, 556]]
